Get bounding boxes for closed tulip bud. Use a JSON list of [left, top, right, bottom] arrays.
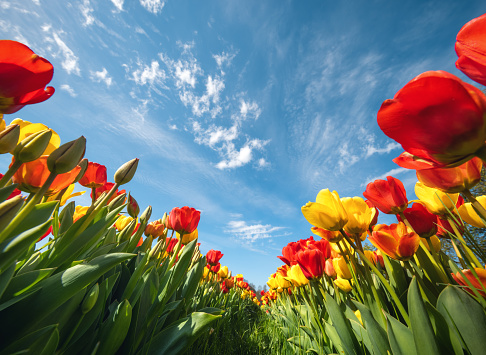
[[13, 129, 52, 162], [0, 124, 20, 154], [127, 193, 139, 218], [0, 195, 24, 231], [47, 136, 86, 174], [161, 212, 168, 227], [332, 256, 352, 279], [334, 278, 353, 292], [81, 283, 99, 314], [74, 158, 88, 183], [114, 158, 139, 185], [218, 265, 229, 279], [107, 193, 127, 211], [140, 205, 152, 223], [458, 195, 486, 228]]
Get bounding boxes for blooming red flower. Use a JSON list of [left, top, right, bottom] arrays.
[[397, 203, 437, 238], [277, 241, 303, 266], [90, 182, 126, 203], [210, 263, 221, 273], [363, 176, 408, 214], [294, 249, 326, 279], [456, 14, 486, 86], [206, 249, 223, 266], [165, 237, 178, 253], [78, 162, 107, 189], [167, 206, 200, 234], [307, 238, 332, 259], [378, 71, 486, 167], [369, 222, 420, 261], [365, 200, 379, 228], [0, 40, 55, 114], [416, 157, 482, 193]]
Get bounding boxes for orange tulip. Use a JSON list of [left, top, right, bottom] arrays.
[[369, 222, 420, 261], [452, 267, 486, 297], [12, 156, 80, 196]]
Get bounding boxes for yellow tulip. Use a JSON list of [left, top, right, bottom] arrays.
[[332, 256, 352, 279], [355, 310, 363, 325], [177, 228, 198, 245], [267, 275, 278, 290], [275, 273, 292, 289], [10, 118, 60, 155], [73, 205, 89, 222], [202, 266, 210, 280], [115, 215, 133, 230], [458, 195, 486, 228], [286, 264, 309, 287], [422, 235, 441, 252], [415, 182, 458, 216], [341, 196, 373, 235], [218, 265, 229, 279], [330, 239, 354, 255], [334, 278, 352, 292], [302, 189, 348, 231], [46, 183, 85, 206]]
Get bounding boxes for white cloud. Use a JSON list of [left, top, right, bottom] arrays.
[[80, 0, 94, 26], [213, 51, 237, 68], [365, 141, 401, 157], [90, 68, 113, 87], [364, 167, 408, 186], [32, 0, 40, 4], [239, 99, 261, 120], [225, 220, 287, 252], [257, 158, 269, 169], [140, 0, 165, 14], [337, 142, 359, 173], [132, 60, 165, 86], [60, 84, 77, 97], [111, 0, 123, 11], [44, 30, 80, 75], [216, 139, 268, 170]]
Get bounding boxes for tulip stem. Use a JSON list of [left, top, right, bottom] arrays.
[[450, 238, 467, 269], [0, 172, 57, 244], [463, 188, 486, 222], [448, 217, 482, 268], [357, 249, 410, 327], [0, 160, 22, 188]]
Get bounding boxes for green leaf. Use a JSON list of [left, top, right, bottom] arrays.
[[145, 312, 221, 355], [385, 313, 417, 355], [58, 201, 74, 235], [424, 302, 463, 355], [98, 299, 132, 355], [324, 292, 359, 355], [0, 253, 134, 344], [0, 184, 19, 203], [0, 219, 52, 272], [121, 251, 149, 301], [180, 259, 206, 312], [0, 263, 15, 299], [0, 268, 55, 301], [0, 325, 59, 355], [408, 277, 440, 355], [353, 301, 391, 355], [437, 285, 486, 355]]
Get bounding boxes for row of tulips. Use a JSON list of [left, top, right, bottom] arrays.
[[261, 13, 486, 355], [0, 40, 254, 355]]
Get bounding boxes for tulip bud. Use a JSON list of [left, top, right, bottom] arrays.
[[74, 158, 89, 183], [81, 283, 99, 314], [107, 193, 126, 211], [47, 136, 86, 174], [127, 193, 139, 218], [161, 212, 168, 227], [0, 124, 20, 154], [0, 195, 24, 231], [114, 158, 139, 185], [13, 129, 52, 163], [140, 205, 152, 224]]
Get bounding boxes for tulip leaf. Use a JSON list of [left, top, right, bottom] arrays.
[[0, 324, 59, 355], [437, 285, 486, 355], [353, 301, 391, 355], [144, 312, 221, 355], [0, 262, 15, 299], [0, 184, 19, 203], [98, 299, 132, 355], [58, 200, 74, 235], [180, 259, 206, 312], [0, 268, 55, 301], [408, 277, 440, 355], [0, 219, 52, 272], [424, 302, 463, 355], [323, 321, 345, 355], [0, 252, 134, 344], [3, 201, 58, 243], [324, 292, 360, 355], [121, 251, 149, 302], [17, 250, 42, 275], [385, 312, 417, 355]]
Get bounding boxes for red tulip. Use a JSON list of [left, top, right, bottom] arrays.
[[206, 249, 223, 266], [456, 13, 486, 86], [78, 162, 107, 189], [167, 206, 200, 234], [210, 263, 221, 273], [378, 71, 486, 167], [363, 176, 408, 214], [91, 182, 126, 203], [307, 238, 332, 259], [0, 40, 54, 114], [369, 222, 420, 261], [416, 157, 482, 193], [277, 241, 303, 266], [295, 249, 326, 279], [397, 203, 437, 238], [452, 268, 486, 297], [365, 200, 379, 227]]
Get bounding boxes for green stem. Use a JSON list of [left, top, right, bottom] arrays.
[[0, 160, 22, 188], [448, 217, 482, 268]]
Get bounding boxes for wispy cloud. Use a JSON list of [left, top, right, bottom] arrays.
[[213, 50, 237, 69], [225, 219, 288, 252], [90, 68, 113, 87], [140, 0, 165, 14], [43, 28, 80, 75], [80, 0, 95, 26], [364, 167, 408, 186], [60, 84, 77, 97], [110, 0, 123, 11]]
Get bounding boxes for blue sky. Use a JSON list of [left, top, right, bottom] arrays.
[[1, 0, 485, 288]]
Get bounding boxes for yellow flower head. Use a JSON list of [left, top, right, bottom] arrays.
[[177, 228, 198, 245], [10, 118, 60, 155], [332, 256, 352, 279], [341, 196, 373, 235], [115, 215, 134, 231], [334, 277, 352, 292], [302, 189, 348, 231], [415, 182, 458, 216], [286, 264, 309, 287], [458, 195, 486, 228]]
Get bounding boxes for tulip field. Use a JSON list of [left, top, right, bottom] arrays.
[[1, 11, 486, 355]]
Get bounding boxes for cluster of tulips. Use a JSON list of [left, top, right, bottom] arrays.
[[263, 13, 486, 355], [0, 40, 253, 355]]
